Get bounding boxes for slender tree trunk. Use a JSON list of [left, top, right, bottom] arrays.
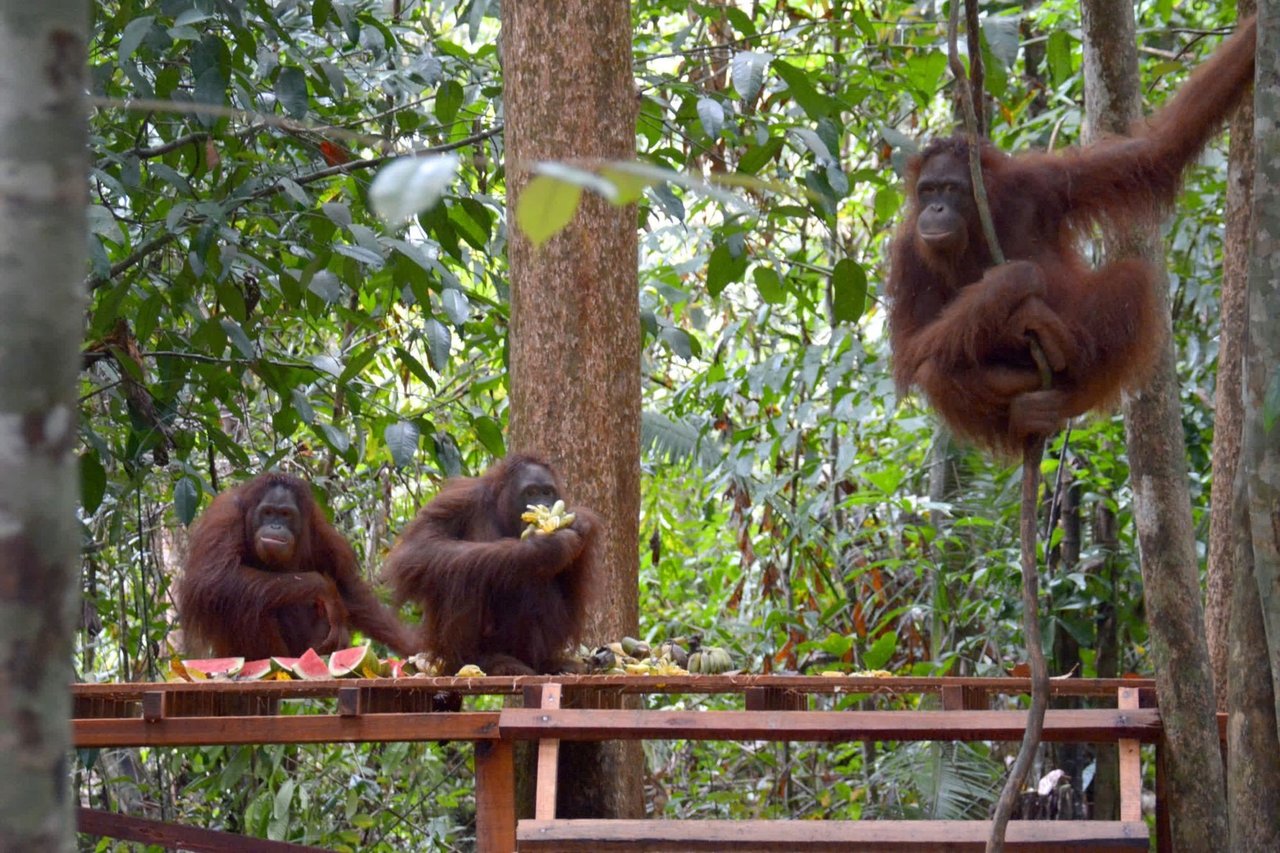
[[1226, 470, 1280, 849], [502, 0, 644, 820], [0, 3, 88, 850], [1079, 4, 1228, 848], [1207, 0, 1256, 712], [1245, 0, 1280, 781]]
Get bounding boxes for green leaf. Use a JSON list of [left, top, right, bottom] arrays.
[[442, 288, 471, 326], [516, 174, 584, 248], [706, 243, 747, 298], [697, 96, 726, 138], [174, 477, 201, 526], [731, 50, 772, 101], [820, 633, 853, 658], [220, 318, 256, 358], [318, 423, 350, 453], [275, 66, 309, 118], [1046, 30, 1074, 88], [472, 415, 505, 457], [772, 59, 835, 119], [983, 18, 1021, 69], [118, 16, 155, 64], [863, 631, 897, 672], [424, 318, 452, 370], [830, 258, 866, 323], [80, 452, 107, 515], [394, 346, 435, 388], [385, 420, 421, 468], [753, 266, 786, 304], [435, 79, 464, 124], [369, 154, 461, 228]]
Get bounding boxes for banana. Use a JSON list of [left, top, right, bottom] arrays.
[[520, 501, 576, 538]]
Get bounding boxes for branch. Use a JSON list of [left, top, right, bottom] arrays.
[[947, 0, 1003, 265]]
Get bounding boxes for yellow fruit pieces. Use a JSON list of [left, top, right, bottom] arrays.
[[520, 500, 576, 538]]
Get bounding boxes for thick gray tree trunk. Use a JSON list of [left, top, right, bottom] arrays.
[[502, 0, 644, 820], [0, 2, 88, 851], [1079, 4, 1228, 849], [1246, 0, 1280, 779], [1206, 0, 1256, 710]]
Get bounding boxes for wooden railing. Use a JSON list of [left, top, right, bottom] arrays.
[[72, 675, 1168, 851]]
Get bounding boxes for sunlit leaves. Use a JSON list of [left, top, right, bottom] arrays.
[[514, 174, 583, 248], [369, 154, 461, 228]]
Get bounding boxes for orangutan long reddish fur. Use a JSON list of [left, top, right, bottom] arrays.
[[381, 455, 596, 676], [178, 473, 412, 660], [888, 18, 1256, 453]]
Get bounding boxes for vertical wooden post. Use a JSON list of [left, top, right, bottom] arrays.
[[1116, 687, 1142, 822], [474, 739, 515, 853], [531, 683, 563, 820]]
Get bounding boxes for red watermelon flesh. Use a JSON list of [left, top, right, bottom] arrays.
[[292, 648, 331, 679], [328, 644, 380, 678], [183, 657, 245, 679], [237, 659, 273, 680]]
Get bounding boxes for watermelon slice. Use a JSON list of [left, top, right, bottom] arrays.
[[328, 644, 381, 678], [384, 658, 407, 678], [181, 657, 245, 680], [291, 648, 331, 679], [237, 659, 273, 680], [269, 656, 299, 675]]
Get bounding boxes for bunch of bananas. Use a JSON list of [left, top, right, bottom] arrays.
[[520, 499, 576, 539], [687, 645, 735, 674]]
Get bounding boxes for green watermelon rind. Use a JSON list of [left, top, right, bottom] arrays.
[[328, 644, 379, 678]]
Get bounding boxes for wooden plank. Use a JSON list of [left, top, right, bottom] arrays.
[[74, 711, 501, 747], [71, 675, 1160, 704], [1117, 687, 1142, 821], [532, 683, 563, 820], [516, 819, 1150, 851], [77, 807, 328, 852], [475, 739, 517, 853], [499, 708, 1162, 743]]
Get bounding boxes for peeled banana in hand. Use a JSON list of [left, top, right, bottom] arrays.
[[521, 499, 576, 539]]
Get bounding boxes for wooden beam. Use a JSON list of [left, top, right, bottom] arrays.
[[1117, 687, 1142, 821], [70, 675, 1160, 704], [531, 683, 563, 820], [74, 712, 501, 747], [499, 708, 1163, 743], [77, 808, 328, 852], [475, 739, 516, 853], [516, 819, 1150, 851]]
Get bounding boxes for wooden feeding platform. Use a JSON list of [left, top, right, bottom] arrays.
[[73, 675, 1168, 851]]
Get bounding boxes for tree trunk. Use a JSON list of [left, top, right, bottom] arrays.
[[1206, 0, 1256, 713], [0, 2, 88, 851], [1245, 0, 1280, 783], [502, 0, 644, 820], [1079, 4, 1229, 848], [1226, 471, 1280, 849]]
